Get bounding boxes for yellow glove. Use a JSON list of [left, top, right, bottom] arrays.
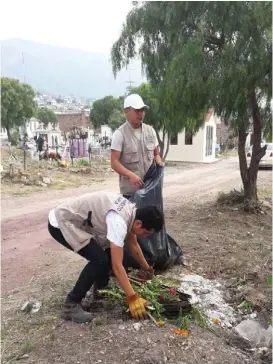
[[126, 293, 148, 320]]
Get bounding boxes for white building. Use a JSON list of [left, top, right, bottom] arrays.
[[19, 117, 40, 139], [163, 109, 221, 163], [99, 125, 112, 140]]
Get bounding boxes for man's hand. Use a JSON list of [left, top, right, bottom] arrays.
[[140, 265, 154, 280], [129, 173, 144, 189], [156, 160, 165, 167], [126, 293, 148, 320]]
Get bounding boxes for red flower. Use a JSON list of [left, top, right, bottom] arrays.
[[160, 294, 165, 302], [141, 280, 147, 284], [169, 288, 177, 296]]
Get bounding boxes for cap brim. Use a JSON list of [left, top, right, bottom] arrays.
[[131, 103, 149, 110]]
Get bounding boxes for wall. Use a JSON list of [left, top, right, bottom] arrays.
[[159, 112, 218, 163], [165, 129, 205, 162], [56, 111, 89, 133]]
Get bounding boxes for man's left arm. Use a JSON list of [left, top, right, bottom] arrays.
[[125, 232, 153, 272], [152, 128, 165, 167]]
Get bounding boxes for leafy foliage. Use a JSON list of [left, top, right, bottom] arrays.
[[37, 107, 57, 128], [89, 96, 122, 129], [1, 77, 37, 141], [108, 109, 125, 131]]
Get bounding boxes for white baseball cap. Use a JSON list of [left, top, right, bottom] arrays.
[[123, 94, 148, 109]]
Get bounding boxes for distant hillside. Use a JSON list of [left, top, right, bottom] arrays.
[[1, 39, 145, 98]]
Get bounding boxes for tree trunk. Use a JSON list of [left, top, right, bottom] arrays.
[[238, 89, 267, 211], [238, 129, 258, 205], [155, 129, 165, 158], [6, 127, 11, 142]]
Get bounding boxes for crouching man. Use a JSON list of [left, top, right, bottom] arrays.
[[48, 191, 164, 323]]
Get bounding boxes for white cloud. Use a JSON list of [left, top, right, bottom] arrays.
[[0, 0, 133, 53]]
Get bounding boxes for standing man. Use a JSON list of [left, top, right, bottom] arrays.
[[111, 94, 164, 199]]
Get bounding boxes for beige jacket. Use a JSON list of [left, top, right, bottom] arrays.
[[118, 121, 156, 195], [54, 192, 136, 252]]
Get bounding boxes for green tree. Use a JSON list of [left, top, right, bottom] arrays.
[[1, 77, 37, 142], [108, 109, 125, 131], [37, 107, 57, 128], [111, 1, 272, 208], [89, 96, 122, 129]]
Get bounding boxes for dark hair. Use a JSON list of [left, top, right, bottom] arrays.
[[135, 206, 164, 232]]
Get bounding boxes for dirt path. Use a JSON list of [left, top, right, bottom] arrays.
[[1, 157, 272, 364], [1, 157, 271, 293]]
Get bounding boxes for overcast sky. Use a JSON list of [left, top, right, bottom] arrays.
[[0, 0, 133, 53]]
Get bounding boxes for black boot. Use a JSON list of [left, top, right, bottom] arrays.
[[61, 297, 93, 323]]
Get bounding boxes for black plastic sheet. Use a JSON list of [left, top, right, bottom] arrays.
[[125, 163, 183, 270]]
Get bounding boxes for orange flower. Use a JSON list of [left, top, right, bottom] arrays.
[[211, 318, 221, 325], [171, 328, 189, 337]]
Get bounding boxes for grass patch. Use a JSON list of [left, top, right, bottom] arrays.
[[20, 339, 35, 355], [217, 189, 245, 206], [258, 187, 272, 200]]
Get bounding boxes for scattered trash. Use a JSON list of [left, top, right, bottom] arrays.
[[127, 163, 183, 270], [21, 301, 42, 314], [179, 275, 237, 328], [234, 319, 272, 347]]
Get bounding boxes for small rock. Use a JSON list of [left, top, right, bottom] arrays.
[[147, 337, 152, 344], [118, 325, 126, 330], [31, 302, 42, 313], [249, 312, 257, 319], [132, 322, 142, 331], [19, 354, 29, 359], [85, 290, 92, 298], [261, 326, 272, 347], [37, 181, 48, 187], [20, 176, 28, 183], [100, 351, 105, 355], [42, 176, 52, 184]]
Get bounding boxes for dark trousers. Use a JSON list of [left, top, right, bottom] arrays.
[[48, 221, 111, 303]]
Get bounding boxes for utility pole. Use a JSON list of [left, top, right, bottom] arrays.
[[126, 68, 135, 94]]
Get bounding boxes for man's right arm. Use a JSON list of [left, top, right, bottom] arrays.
[[111, 150, 133, 178]]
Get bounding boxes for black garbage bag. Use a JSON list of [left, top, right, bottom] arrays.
[[124, 163, 183, 270]]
